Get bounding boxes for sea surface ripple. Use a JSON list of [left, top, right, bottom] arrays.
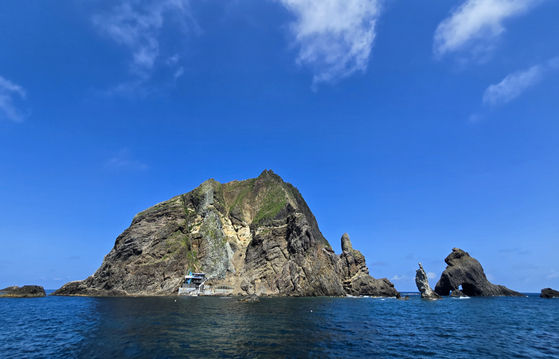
[[1, 292, 558, 358]]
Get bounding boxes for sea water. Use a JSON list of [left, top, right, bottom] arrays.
[[1, 292, 558, 358]]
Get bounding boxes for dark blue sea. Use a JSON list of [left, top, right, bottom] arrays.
[[1, 292, 558, 358]]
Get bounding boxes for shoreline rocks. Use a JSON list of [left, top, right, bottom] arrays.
[[540, 288, 559, 298], [415, 263, 441, 300], [434, 248, 524, 297], [0, 285, 46, 298], [237, 294, 260, 303]]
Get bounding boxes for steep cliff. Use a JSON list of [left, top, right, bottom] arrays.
[[434, 248, 524, 297], [53, 170, 398, 297]]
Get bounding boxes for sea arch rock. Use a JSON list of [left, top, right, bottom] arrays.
[[434, 248, 524, 297]]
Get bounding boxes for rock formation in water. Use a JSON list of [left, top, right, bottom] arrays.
[[415, 263, 441, 299], [0, 285, 46, 298], [540, 288, 559, 298], [434, 248, 524, 297], [450, 289, 467, 297], [53, 170, 398, 297], [338, 233, 399, 297]]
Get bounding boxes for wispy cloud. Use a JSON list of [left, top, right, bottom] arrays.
[[391, 274, 410, 281], [434, 0, 539, 60], [107, 149, 148, 171], [483, 57, 558, 105], [427, 272, 437, 280], [0, 76, 27, 122], [92, 0, 195, 94], [278, 0, 382, 88]]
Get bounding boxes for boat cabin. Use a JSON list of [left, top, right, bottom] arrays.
[[178, 272, 206, 295]]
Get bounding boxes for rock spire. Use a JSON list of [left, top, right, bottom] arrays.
[[415, 263, 441, 299]]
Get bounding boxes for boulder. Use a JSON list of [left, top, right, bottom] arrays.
[[0, 285, 46, 298], [540, 288, 559, 298], [434, 248, 524, 297], [415, 263, 441, 299]]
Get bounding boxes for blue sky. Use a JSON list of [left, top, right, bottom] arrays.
[[1, 0, 558, 292]]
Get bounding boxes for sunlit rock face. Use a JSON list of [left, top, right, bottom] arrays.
[[415, 263, 441, 299], [53, 170, 399, 297], [434, 248, 524, 297]]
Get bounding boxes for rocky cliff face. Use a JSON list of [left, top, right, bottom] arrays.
[[338, 233, 398, 297], [53, 170, 398, 297], [434, 248, 524, 297]]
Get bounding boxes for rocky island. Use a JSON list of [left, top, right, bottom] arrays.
[[0, 285, 46, 298], [53, 170, 399, 298], [540, 288, 559, 298], [434, 248, 524, 297]]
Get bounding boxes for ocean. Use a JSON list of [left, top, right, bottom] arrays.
[[1, 292, 558, 358]]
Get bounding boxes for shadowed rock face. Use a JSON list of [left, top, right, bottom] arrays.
[[0, 285, 46, 298], [415, 263, 441, 299], [434, 248, 524, 297], [541, 288, 559, 298], [53, 170, 398, 297]]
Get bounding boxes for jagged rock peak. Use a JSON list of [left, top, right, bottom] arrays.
[[338, 233, 399, 297], [52, 170, 399, 298], [434, 248, 525, 297], [415, 263, 441, 300]]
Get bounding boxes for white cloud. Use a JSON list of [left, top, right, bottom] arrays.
[[434, 0, 539, 59], [107, 149, 148, 171], [278, 0, 382, 88], [174, 67, 185, 80], [391, 274, 409, 281], [469, 113, 484, 122], [548, 270, 559, 279], [483, 57, 558, 105], [0, 76, 27, 122], [427, 272, 437, 280], [167, 54, 180, 66], [483, 64, 543, 104], [93, 0, 194, 93]]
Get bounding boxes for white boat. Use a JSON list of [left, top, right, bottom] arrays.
[[178, 272, 206, 296]]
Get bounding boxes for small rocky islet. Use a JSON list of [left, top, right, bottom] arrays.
[[540, 288, 559, 299], [0, 285, 46, 298], [46, 170, 552, 299]]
